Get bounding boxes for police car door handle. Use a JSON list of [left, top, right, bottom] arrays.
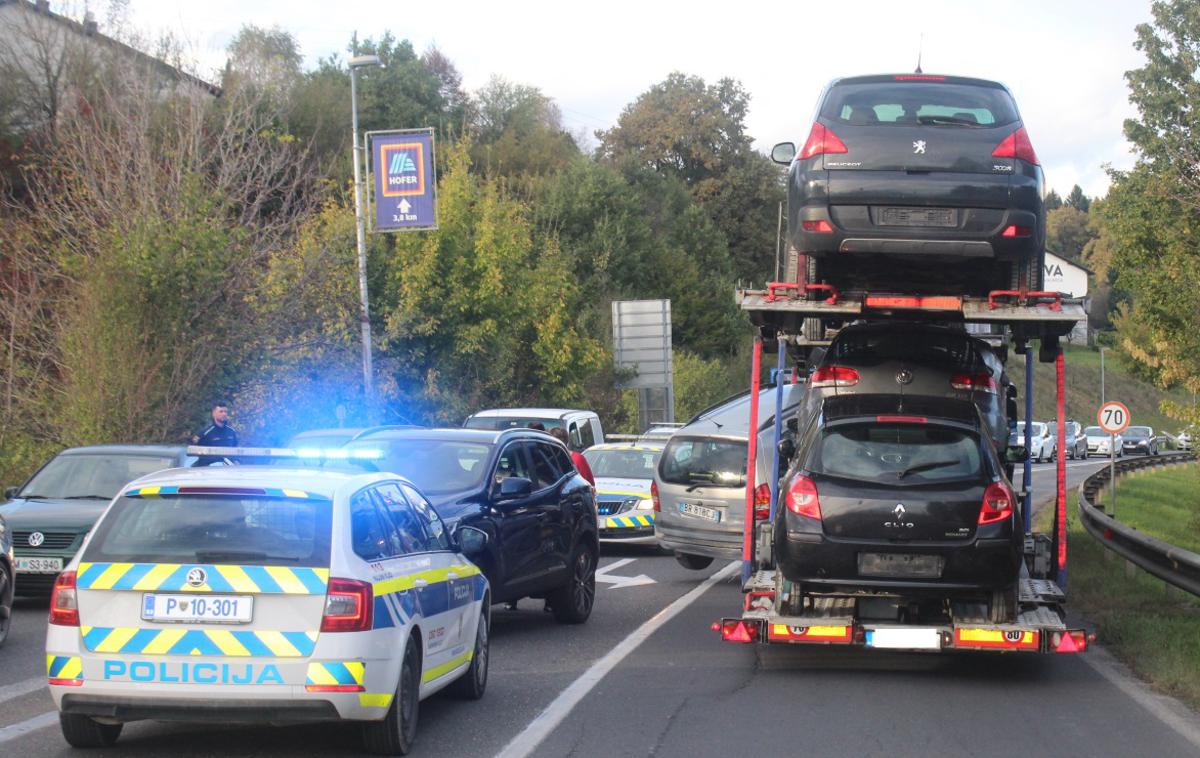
[[414, 578, 429, 587], [446, 571, 459, 579]]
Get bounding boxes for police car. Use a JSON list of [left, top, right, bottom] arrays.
[[582, 441, 665, 545], [45, 449, 491, 755]]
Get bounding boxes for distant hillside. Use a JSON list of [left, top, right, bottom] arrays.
[[1007, 345, 1195, 434]]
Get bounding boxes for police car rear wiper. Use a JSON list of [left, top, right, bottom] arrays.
[[193, 550, 299, 563], [896, 460, 960, 479]]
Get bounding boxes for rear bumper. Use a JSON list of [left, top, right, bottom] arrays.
[[655, 517, 743, 561], [776, 529, 1021, 592], [60, 695, 342, 723]]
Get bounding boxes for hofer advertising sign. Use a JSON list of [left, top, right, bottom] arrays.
[[369, 128, 437, 231]]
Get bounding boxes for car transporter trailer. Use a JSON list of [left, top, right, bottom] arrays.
[[715, 284, 1093, 655]]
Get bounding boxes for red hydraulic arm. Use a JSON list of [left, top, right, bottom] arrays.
[[742, 336, 763, 585], [1056, 348, 1068, 587]]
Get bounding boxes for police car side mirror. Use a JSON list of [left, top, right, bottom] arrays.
[[4, 486, 16, 500], [456, 526, 488, 557], [1006, 385, 1018, 399], [771, 141, 796, 164], [1005, 446, 1027, 464], [498, 477, 533, 500]]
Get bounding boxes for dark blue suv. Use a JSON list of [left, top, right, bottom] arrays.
[[344, 428, 599, 623], [772, 74, 1045, 297]]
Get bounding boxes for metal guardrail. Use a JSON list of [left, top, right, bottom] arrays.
[[1077, 452, 1200, 596]]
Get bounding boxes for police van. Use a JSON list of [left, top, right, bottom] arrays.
[[45, 451, 491, 755]]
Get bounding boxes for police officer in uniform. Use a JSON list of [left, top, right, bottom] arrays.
[[192, 402, 238, 465]]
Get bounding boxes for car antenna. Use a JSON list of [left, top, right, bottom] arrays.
[[915, 33, 924, 74]]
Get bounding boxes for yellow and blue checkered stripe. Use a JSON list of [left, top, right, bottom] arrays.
[[124, 485, 328, 500], [47, 655, 83, 680], [81, 626, 317, 657], [605, 514, 655, 529], [76, 563, 329, 594], [305, 661, 364, 687]]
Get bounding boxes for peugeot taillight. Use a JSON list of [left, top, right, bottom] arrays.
[[979, 481, 1015, 525], [785, 475, 822, 520], [321, 578, 373, 632], [754, 483, 771, 521], [801, 219, 834, 233], [950, 372, 999, 393], [810, 366, 860, 388], [651, 480, 660, 512], [49, 570, 79, 627], [1001, 225, 1033, 238], [991, 127, 1040, 165], [799, 122, 849, 160]]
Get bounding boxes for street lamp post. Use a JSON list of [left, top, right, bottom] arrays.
[[349, 54, 382, 418]]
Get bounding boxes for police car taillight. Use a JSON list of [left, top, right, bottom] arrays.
[[321, 578, 373, 632], [49, 570, 79, 626]]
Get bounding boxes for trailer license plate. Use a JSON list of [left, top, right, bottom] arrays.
[[866, 628, 942, 650], [15, 556, 62, 573], [142, 594, 253, 623], [678, 502, 721, 523], [879, 207, 956, 227]]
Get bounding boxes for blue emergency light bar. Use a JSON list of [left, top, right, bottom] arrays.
[[186, 446, 383, 461]]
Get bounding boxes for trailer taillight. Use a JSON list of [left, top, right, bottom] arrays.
[[754, 483, 771, 521], [810, 365, 859, 388], [1052, 630, 1092, 653], [785, 475, 822, 521], [950, 372, 998, 393], [49, 570, 79, 627], [991, 126, 1040, 165], [719, 619, 760, 643], [978, 481, 1014, 525], [799, 122, 848, 160], [651, 480, 660, 512]]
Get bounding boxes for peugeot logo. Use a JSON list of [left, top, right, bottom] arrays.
[[895, 369, 913, 385], [185, 567, 207, 587], [913, 140, 927, 154], [27, 531, 45, 547], [893, 503, 907, 520]]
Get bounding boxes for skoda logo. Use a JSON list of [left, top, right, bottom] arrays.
[[186, 567, 207, 587], [895, 369, 913, 385], [27, 531, 45, 547]]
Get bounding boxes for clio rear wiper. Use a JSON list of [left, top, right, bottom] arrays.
[[896, 460, 960, 479]]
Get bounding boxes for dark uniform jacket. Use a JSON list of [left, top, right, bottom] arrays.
[[195, 423, 238, 447]]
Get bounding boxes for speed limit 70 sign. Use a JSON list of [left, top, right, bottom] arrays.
[[1098, 401, 1130, 434]]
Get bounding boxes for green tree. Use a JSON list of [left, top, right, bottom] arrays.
[[1065, 184, 1091, 212], [471, 76, 579, 176], [1044, 189, 1063, 210], [596, 72, 783, 281], [1045, 205, 1095, 261]]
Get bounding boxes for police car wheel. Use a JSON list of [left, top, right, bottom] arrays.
[[449, 607, 489, 700], [549, 546, 596, 624], [363, 636, 420, 755], [59, 713, 122, 748]]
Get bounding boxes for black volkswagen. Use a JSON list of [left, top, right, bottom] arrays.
[[776, 395, 1023, 623], [344, 428, 599, 623], [773, 74, 1045, 296]]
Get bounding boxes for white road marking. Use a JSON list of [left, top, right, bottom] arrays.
[[0, 677, 46, 706], [594, 558, 655, 590], [0, 711, 57, 745], [494, 560, 739, 758], [1080, 644, 1200, 750]]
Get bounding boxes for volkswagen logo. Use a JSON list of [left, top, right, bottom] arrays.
[[185, 567, 207, 587], [27, 531, 45, 547], [895, 369, 913, 385]]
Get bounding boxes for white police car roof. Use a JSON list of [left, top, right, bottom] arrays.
[[122, 465, 393, 501]]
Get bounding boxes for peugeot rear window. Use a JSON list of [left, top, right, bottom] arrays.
[[821, 82, 1018, 127], [829, 329, 980, 369], [809, 423, 983, 484], [659, 437, 747, 487], [84, 495, 332, 566]]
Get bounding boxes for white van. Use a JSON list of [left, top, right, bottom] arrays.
[[464, 408, 604, 450]]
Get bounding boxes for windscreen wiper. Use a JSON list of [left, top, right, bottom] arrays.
[[917, 115, 983, 127], [896, 460, 961, 479], [63, 495, 111, 500]]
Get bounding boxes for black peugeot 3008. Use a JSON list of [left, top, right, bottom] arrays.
[[776, 394, 1022, 623], [772, 74, 1045, 296]]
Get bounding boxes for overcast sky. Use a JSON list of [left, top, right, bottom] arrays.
[[125, 0, 1152, 199]]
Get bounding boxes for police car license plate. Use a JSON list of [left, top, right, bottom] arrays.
[[142, 594, 253, 623], [15, 556, 62, 573], [678, 502, 720, 522]]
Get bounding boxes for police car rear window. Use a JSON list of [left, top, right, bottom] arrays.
[[84, 495, 332, 567], [821, 82, 1018, 127]]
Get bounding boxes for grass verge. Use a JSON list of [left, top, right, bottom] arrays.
[[1051, 462, 1200, 710]]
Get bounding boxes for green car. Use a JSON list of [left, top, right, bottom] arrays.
[[0, 445, 190, 595]]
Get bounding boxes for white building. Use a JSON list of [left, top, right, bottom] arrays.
[[1043, 251, 1091, 344]]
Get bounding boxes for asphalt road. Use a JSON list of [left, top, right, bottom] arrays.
[[3, 458, 1199, 757]]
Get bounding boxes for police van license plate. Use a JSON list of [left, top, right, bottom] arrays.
[[15, 556, 62, 573], [678, 502, 720, 522], [142, 594, 253, 623]]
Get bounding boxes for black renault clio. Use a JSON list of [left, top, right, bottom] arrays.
[[776, 394, 1022, 622], [773, 74, 1045, 296]]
